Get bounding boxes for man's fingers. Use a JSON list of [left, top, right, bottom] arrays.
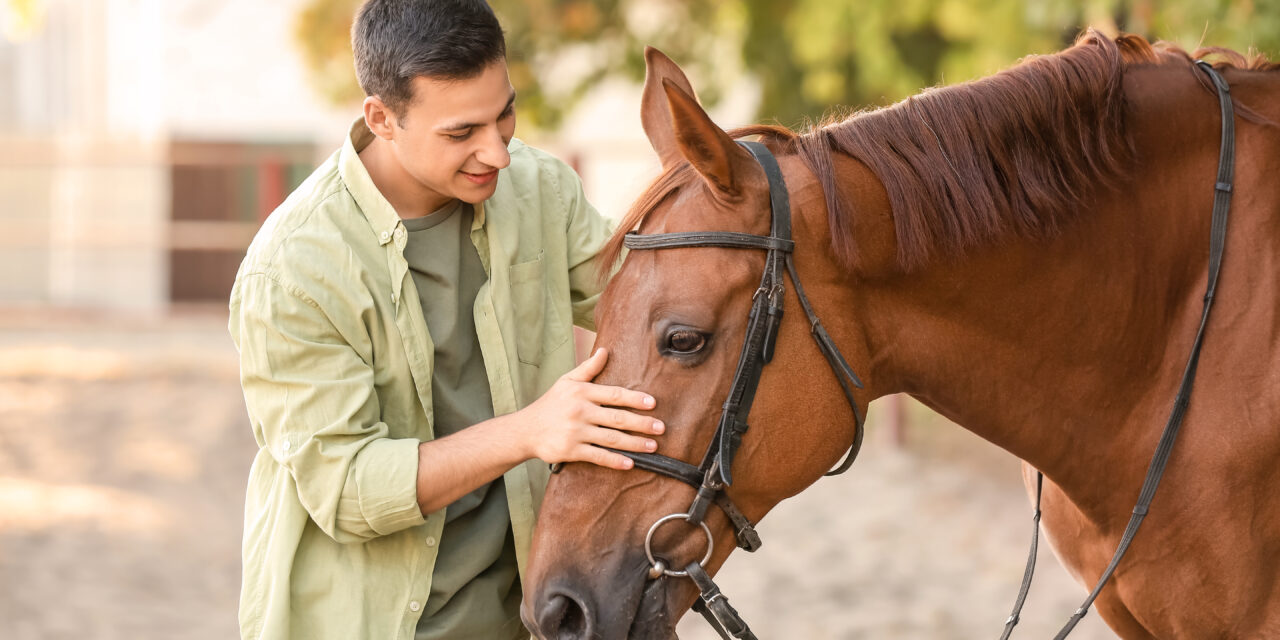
[[563, 347, 608, 382], [584, 383, 656, 412], [579, 421, 658, 453], [580, 445, 635, 470], [586, 405, 664, 436]]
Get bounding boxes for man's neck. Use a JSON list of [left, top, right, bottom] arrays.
[[358, 135, 454, 219]]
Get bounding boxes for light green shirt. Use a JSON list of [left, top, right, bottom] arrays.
[[229, 119, 614, 640]]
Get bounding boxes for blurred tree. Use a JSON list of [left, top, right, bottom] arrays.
[[293, 0, 1280, 131]]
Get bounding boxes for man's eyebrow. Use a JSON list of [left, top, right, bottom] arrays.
[[437, 91, 517, 132]]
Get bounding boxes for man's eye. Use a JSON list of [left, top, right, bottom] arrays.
[[446, 131, 472, 141]]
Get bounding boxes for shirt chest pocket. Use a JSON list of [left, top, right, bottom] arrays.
[[508, 251, 565, 365]]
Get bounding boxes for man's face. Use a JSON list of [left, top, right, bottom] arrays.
[[379, 60, 516, 210]]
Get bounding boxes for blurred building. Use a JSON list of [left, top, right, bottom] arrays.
[[0, 0, 755, 313], [0, 0, 351, 312]]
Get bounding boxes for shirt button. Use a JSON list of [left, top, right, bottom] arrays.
[[380, 230, 389, 241], [409, 601, 421, 612], [280, 441, 290, 454], [425, 536, 437, 547]]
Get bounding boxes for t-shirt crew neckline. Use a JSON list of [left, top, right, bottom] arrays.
[[401, 199, 464, 232]]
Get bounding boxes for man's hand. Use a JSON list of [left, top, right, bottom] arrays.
[[414, 348, 660, 514], [517, 347, 663, 470]]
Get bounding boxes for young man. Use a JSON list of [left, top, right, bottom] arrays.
[[228, 1, 660, 638]]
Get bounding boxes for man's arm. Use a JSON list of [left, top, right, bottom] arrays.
[[414, 347, 660, 514], [233, 272, 426, 543]]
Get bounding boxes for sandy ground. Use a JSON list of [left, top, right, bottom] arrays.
[[0, 309, 1117, 639]]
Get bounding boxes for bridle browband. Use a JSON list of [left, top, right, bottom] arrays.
[[587, 60, 1234, 640], [608, 140, 867, 639]]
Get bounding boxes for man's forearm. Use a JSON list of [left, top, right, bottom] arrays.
[[414, 413, 528, 515], [414, 348, 662, 516]]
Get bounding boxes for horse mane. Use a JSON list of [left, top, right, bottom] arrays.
[[798, 30, 1278, 271], [600, 31, 1276, 275]]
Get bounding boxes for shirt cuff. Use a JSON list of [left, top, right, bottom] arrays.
[[349, 437, 426, 537]]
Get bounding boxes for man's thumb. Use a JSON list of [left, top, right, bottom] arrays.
[[565, 347, 607, 381]]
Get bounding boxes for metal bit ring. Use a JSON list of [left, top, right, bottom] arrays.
[[644, 513, 714, 578]]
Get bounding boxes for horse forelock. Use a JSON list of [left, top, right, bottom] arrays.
[[794, 31, 1275, 273]]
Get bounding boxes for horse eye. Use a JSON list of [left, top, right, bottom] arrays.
[[666, 329, 707, 354]]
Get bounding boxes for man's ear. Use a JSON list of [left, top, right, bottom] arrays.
[[640, 47, 699, 171], [363, 96, 396, 140], [663, 79, 755, 197]]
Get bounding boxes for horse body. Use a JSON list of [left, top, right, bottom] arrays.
[[846, 60, 1280, 637], [524, 34, 1280, 639]]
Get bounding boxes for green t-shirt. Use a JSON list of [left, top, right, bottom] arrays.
[[402, 201, 525, 640]]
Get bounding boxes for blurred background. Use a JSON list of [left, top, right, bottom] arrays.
[[1, 0, 1275, 638]]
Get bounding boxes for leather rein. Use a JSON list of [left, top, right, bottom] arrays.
[[590, 60, 1234, 640]]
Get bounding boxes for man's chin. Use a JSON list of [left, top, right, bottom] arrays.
[[453, 181, 499, 205]]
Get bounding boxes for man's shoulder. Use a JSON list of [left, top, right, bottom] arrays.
[[241, 151, 366, 272], [505, 138, 582, 190], [496, 139, 585, 222]]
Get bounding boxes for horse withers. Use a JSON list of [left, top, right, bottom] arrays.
[[522, 32, 1280, 639]]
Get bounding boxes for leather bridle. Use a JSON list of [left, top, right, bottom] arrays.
[[608, 140, 867, 639], [578, 61, 1234, 640]]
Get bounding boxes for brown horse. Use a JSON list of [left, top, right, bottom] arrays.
[[523, 32, 1280, 639]]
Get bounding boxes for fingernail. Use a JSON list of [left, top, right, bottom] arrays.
[[652, 420, 664, 434], [644, 396, 656, 408], [595, 348, 605, 357], [645, 440, 657, 451], [622, 457, 634, 469]]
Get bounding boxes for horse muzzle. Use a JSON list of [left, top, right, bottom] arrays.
[[524, 562, 679, 640]]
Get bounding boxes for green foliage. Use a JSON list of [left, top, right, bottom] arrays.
[[291, 0, 1280, 132], [294, 0, 364, 107]]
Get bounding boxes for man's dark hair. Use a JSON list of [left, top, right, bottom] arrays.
[[352, 0, 506, 117]]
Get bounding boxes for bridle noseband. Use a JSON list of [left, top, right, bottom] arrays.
[[609, 141, 867, 639]]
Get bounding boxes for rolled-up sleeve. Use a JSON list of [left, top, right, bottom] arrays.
[[232, 272, 425, 543]]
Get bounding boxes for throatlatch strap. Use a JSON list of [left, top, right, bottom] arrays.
[[784, 256, 866, 475]]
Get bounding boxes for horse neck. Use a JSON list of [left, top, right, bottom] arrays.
[[808, 76, 1224, 519]]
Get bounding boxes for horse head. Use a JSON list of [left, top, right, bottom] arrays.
[[522, 47, 874, 640]]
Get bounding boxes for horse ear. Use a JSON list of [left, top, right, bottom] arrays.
[[663, 78, 753, 196], [641, 47, 698, 171]]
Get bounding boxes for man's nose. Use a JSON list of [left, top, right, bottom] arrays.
[[476, 129, 511, 171]]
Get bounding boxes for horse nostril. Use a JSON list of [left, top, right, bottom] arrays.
[[538, 591, 594, 640]]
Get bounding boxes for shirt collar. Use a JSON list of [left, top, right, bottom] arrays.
[[339, 117, 404, 246]]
